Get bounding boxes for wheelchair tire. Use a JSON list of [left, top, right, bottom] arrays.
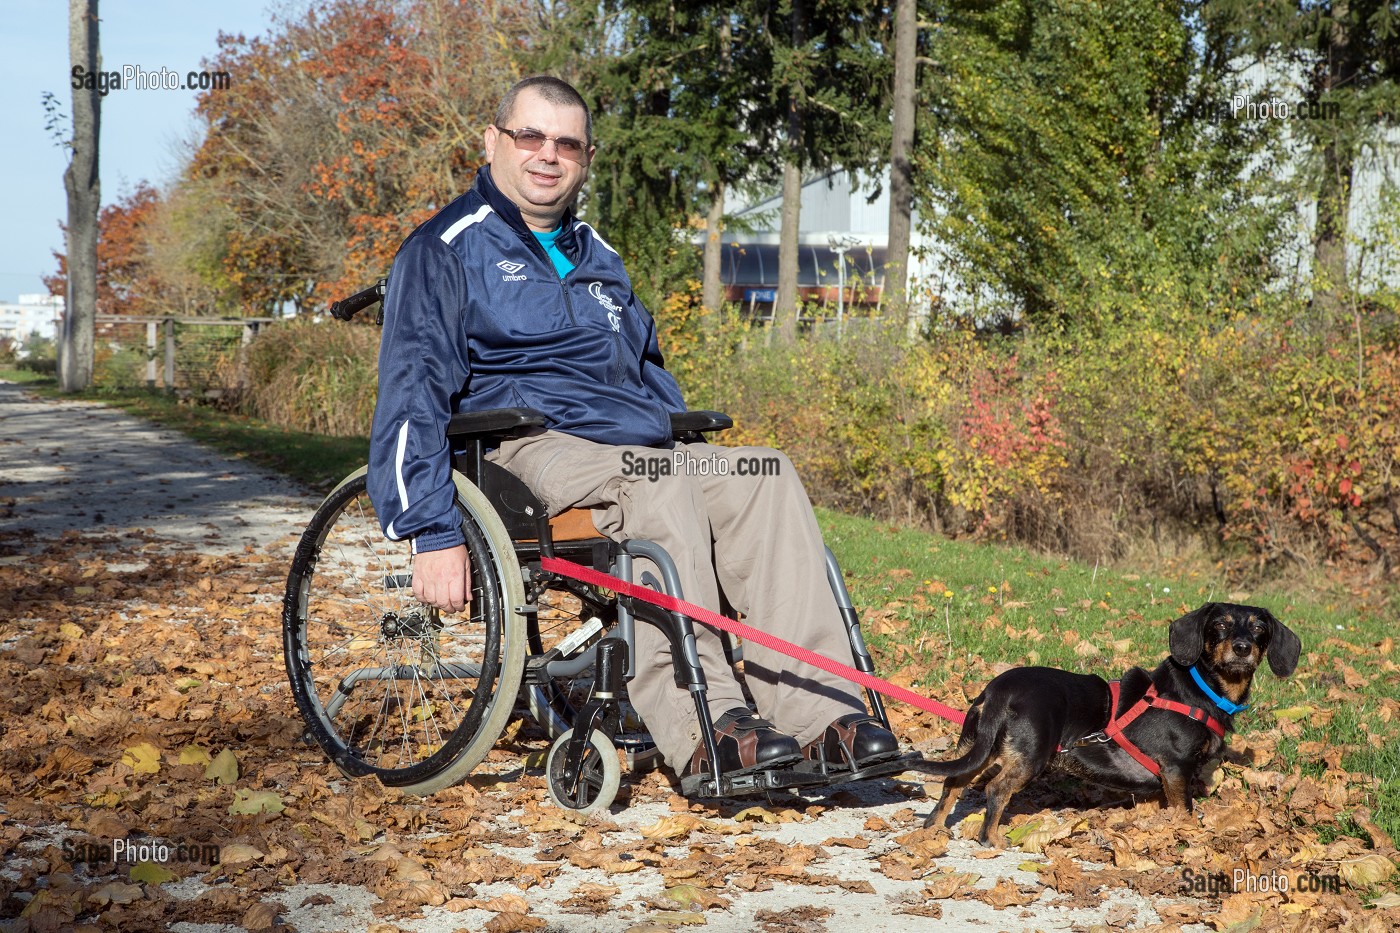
[[545, 729, 620, 815], [283, 467, 525, 795]]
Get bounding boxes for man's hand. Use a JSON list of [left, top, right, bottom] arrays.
[[413, 545, 472, 613]]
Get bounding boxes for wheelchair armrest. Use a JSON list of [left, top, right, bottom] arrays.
[[446, 407, 548, 442], [670, 410, 733, 438]]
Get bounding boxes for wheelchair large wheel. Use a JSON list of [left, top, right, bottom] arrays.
[[283, 467, 525, 795], [524, 581, 660, 769]]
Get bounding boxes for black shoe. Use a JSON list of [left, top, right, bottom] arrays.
[[803, 713, 900, 772], [683, 708, 803, 778]]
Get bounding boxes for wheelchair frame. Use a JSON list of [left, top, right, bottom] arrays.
[[282, 283, 904, 812]]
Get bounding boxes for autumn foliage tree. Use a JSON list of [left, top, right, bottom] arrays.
[[188, 0, 537, 314], [45, 183, 163, 318]]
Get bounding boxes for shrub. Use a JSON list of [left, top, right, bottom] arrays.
[[239, 318, 380, 436], [662, 287, 1400, 574]]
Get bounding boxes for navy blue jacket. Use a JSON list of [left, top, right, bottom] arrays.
[[367, 166, 687, 552]]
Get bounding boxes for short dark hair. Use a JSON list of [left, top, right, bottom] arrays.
[[495, 76, 592, 145]]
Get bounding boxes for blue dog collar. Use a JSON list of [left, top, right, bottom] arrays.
[[1189, 665, 1249, 714]]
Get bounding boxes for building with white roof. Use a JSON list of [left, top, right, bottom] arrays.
[[0, 294, 63, 347]]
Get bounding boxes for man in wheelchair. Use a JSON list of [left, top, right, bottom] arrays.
[[366, 76, 898, 791]]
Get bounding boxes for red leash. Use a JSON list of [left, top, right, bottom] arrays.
[[540, 556, 967, 727]]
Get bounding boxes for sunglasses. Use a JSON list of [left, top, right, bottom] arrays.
[[494, 126, 590, 163]]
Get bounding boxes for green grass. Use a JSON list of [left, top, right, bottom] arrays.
[[0, 367, 57, 385], [817, 506, 1400, 846]]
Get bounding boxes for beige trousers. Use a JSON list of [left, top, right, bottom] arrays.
[[487, 431, 865, 770]]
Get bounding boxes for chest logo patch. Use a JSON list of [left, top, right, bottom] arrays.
[[589, 281, 623, 331], [496, 260, 527, 281]]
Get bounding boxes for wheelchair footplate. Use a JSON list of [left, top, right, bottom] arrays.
[[680, 765, 830, 800], [796, 749, 928, 786]]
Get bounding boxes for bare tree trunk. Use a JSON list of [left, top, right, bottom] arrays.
[[700, 14, 733, 325], [701, 178, 726, 315], [61, 0, 100, 392], [887, 0, 917, 331], [773, 0, 807, 345], [775, 161, 803, 342], [1313, 0, 1357, 325]]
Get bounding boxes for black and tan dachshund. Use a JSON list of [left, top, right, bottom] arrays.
[[919, 603, 1301, 847]]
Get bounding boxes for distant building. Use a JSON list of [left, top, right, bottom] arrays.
[[0, 294, 63, 346], [711, 168, 946, 321]]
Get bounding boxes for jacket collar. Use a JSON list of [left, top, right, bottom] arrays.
[[473, 165, 579, 252]]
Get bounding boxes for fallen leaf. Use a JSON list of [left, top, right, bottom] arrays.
[[129, 861, 176, 884], [87, 881, 143, 906], [241, 901, 280, 930], [1340, 853, 1397, 887], [978, 878, 1038, 908], [178, 745, 212, 766], [121, 741, 161, 775], [1005, 816, 1084, 853], [733, 806, 802, 824], [218, 844, 265, 867], [640, 814, 709, 840], [638, 911, 705, 927], [206, 749, 239, 784], [484, 913, 546, 932], [924, 870, 979, 899], [820, 836, 870, 849], [228, 789, 284, 816], [659, 884, 729, 911]]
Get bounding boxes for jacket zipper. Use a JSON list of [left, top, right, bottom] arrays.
[[523, 232, 576, 327], [609, 315, 623, 385], [525, 225, 622, 386]]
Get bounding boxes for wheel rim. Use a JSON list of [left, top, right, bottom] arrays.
[[284, 472, 503, 785], [547, 730, 618, 812]]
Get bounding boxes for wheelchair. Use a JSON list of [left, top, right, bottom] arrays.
[[281, 284, 904, 814]]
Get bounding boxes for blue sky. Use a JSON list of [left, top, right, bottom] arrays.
[[0, 1, 281, 300]]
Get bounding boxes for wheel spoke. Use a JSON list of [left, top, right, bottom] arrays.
[[284, 470, 522, 793]]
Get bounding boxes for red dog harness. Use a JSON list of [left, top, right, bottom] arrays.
[[1089, 680, 1227, 776]]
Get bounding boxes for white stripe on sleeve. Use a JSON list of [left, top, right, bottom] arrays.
[[440, 204, 494, 244], [384, 419, 412, 540]]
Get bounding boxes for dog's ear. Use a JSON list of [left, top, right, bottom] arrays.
[[1169, 604, 1212, 666], [1259, 608, 1301, 677]]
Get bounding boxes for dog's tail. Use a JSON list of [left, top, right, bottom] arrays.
[[907, 703, 999, 780]]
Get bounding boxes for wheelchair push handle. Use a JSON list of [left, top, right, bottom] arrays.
[[329, 278, 387, 322]]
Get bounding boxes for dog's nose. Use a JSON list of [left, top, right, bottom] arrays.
[[1232, 639, 1252, 656]]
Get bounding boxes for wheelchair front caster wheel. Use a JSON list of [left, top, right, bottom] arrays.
[[546, 729, 621, 815]]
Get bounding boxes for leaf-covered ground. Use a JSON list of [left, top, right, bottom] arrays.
[[2, 385, 1398, 932], [0, 528, 1395, 932]]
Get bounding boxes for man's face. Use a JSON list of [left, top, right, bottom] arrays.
[[484, 88, 594, 231]]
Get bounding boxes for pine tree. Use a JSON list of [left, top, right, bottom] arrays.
[[1205, 0, 1400, 319]]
